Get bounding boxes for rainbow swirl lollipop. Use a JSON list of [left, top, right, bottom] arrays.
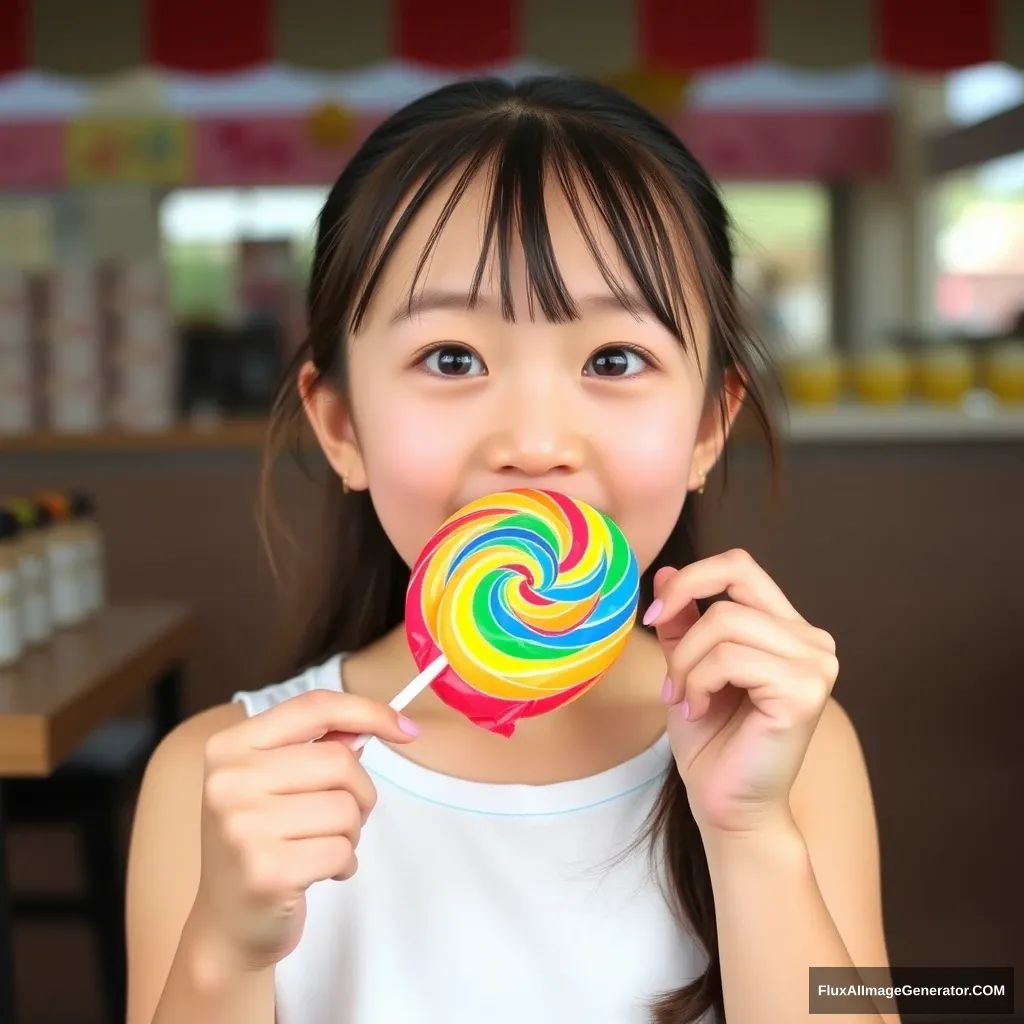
[[404, 489, 640, 736]]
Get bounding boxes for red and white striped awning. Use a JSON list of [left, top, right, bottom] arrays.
[[0, 0, 1021, 79]]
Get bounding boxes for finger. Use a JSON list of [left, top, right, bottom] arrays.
[[645, 549, 802, 627], [682, 645, 831, 723], [255, 742, 378, 813], [283, 836, 359, 890], [207, 689, 419, 763], [653, 565, 678, 594], [649, 568, 699, 645], [262, 791, 364, 843], [318, 731, 377, 765], [656, 598, 700, 648], [681, 644, 785, 721], [213, 742, 378, 814], [664, 602, 819, 701], [319, 730, 362, 749]]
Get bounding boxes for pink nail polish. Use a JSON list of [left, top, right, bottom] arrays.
[[661, 677, 674, 704], [642, 598, 664, 626], [397, 715, 420, 737], [680, 700, 690, 721]]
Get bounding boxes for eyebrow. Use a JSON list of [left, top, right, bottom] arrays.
[[387, 288, 653, 326]]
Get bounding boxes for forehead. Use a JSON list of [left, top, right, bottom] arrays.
[[376, 171, 626, 307], [347, 155, 713, 357]]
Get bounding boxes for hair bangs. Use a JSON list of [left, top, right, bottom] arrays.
[[335, 108, 715, 362]]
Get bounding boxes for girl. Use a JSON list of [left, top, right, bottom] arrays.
[[126, 77, 894, 1024]]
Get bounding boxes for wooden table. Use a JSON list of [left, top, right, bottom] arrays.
[[0, 604, 197, 1023]]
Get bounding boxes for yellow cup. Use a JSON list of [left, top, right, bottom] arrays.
[[849, 349, 912, 405], [781, 355, 844, 406], [983, 343, 1024, 403], [914, 347, 975, 404]]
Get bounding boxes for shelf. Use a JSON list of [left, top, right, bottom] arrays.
[[3, 402, 1024, 456], [0, 418, 273, 453], [783, 400, 1024, 443]]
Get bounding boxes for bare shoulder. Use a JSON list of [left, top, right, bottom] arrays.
[[126, 702, 247, 1024], [129, 700, 247, 894], [148, 701, 247, 775], [131, 702, 247, 835]]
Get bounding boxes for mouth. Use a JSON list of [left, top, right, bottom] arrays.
[[451, 485, 613, 521]]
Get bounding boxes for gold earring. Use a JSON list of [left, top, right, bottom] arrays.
[[341, 474, 350, 494], [696, 470, 707, 495]]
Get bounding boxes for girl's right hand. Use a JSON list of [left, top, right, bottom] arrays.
[[188, 689, 419, 971]]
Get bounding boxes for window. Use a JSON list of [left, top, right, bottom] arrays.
[[934, 65, 1024, 334], [160, 187, 327, 319], [723, 183, 831, 356]]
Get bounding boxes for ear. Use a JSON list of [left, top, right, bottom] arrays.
[[687, 368, 746, 492], [298, 362, 368, 491]]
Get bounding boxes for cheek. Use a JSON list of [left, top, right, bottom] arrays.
[[599, 391, 702, 569], [601, 387, 700, 494], [362, 397, 467, 480], [609, 414, 698, 488], [355, 395, 471, 564]]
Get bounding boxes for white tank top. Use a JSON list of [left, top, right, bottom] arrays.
[[233, 655, 715, 1024]]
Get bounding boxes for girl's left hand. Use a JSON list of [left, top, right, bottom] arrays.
[[645, 549, 839, 838]]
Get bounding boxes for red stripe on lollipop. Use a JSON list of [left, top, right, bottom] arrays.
[[549, 490, 588, 572]]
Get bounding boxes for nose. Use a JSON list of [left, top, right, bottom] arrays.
[[483, 376, 585, 479]]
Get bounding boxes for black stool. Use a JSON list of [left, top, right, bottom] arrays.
[[3, 715, 161, 1024]]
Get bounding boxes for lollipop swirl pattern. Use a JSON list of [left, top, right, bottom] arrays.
[[405, 489, 640, 735]]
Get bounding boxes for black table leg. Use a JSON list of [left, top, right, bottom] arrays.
[[154, 663, 184, 740], [0, 787, 18, 1023]]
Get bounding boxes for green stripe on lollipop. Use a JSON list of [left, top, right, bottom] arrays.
[[600, 513, 631, 597]]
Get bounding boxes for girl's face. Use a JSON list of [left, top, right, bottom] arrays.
[[305, 174, 737, 574]]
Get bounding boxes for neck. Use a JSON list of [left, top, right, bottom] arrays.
[[342, 622, 668, 785], [344, 622, 665, 724]]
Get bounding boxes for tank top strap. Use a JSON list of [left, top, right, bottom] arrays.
[[232, 653, 345, 717]]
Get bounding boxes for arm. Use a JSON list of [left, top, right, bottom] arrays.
[[704, 698, 898, 1024], [125, 703, 275, 1024]]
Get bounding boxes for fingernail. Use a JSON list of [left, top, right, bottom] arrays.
[[397, 715, 420, 737], [661, 677, 674, 704], [642, 599, 664, 626], [679, 700, 690, 721]]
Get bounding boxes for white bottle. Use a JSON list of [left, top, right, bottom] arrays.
[[70, 493, 105, 617], [14, 500, 52, 645], [40, 494, 86, 629], [0, 509, 24, 667]]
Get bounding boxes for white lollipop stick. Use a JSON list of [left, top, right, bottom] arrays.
[[349, 652, 448, 751]]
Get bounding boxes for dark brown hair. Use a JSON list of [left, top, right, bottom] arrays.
[[260, 75, 777, 1023]]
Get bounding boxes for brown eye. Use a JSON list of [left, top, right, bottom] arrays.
[[584, 346, 649, 378], [422, 345, 485, 377]]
